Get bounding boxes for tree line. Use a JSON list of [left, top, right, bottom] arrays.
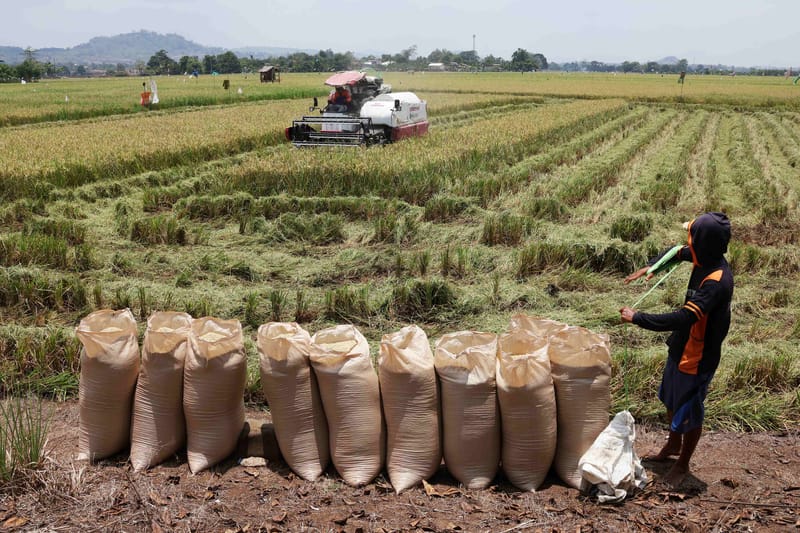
[[1, 46, 793, 82]]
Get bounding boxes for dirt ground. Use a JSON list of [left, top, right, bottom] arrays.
[[2, 402, 798, 532]]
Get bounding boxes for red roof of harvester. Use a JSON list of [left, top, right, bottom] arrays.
[[324, 71, 366, 87]]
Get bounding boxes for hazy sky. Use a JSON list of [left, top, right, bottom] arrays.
[[5, 0, 799, 66]]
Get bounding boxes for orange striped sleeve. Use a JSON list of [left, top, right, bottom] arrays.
[[684, 301, 703, 320]]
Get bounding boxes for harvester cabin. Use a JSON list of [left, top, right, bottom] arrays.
[[259, 65, 280, 83]]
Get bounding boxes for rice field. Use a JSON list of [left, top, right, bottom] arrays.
[[0, 72, 798, 431]]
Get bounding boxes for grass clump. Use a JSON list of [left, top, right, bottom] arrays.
[[177, 194, 403, 222], [423, 195, 473, 222], [439, 246, 470, 278], [372, 214, 418, 245], [23, 219, 86, 245], [516, 241, 642, 277], [324, 286, 372, 322], [226, 261, 258, 282], [0, 394, 51, 483], [294, 289, 315, 323], [269, 289, 288, 322], [0, 269, 87, 313], [175, 192, 255, 220], [0, 326, 81, 397], [184, 297, 213, 318], [0, 234, 70, 270], [481, 212, 531, 246], [726, 351, 798, 392], [266, 213, 345, 246], [524, 197, 567, 222], [390, 279, 457, 321], [243, 292, 261, 329], [610, 214, 653, 243], [130, 215, 189, 245]]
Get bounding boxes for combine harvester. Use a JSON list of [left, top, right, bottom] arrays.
[[285, 71, 429, 147]]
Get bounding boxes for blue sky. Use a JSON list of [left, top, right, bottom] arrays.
[[5, 0, 799, 66]]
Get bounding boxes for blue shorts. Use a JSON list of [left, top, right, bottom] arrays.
[[658, 357, 714, 433]]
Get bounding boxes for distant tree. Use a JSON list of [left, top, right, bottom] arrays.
[[511, 48, 534, 72], [645, 61, 660, 73], [40, 62, 59, 77], [531, 53, 548, 70], [677, 58, 689, 72], [0, 62, 17, 81], [179, 55, 202, 74], [331, 51, 354, 71], [202, 55, 215, 74], [427, 49, 454, 64], [111, 63, 128, 76], [16, 47, 43, 81], [147, 49, 179, 75], [215, 51, 241, 74], [54, 64, 70, 77], [394, 45, 417, 63], [482, 54, 505, 70], [621, 61, 641, 73], [458, 50, 479, 67]]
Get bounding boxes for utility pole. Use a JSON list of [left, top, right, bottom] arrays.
[[473, 34, 477, 71]]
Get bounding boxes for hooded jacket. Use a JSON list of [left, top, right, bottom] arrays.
[[633, 212, 734, 375]]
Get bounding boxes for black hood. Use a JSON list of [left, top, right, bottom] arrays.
[[687, 212, 731, 267]]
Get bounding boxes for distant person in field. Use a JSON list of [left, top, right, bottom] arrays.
[[328, 86, 352, 112], [619, 212, 733, 489]]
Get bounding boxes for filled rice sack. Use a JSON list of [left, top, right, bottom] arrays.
[[379, 325, 441, 494], [310, 324, 384, 487], [184, 317, 246, 474], [507, 313, 568, 339], [130, 311, 192, 471], [76, 308, 140, 462], [257, 322, 329, 481], [497, 330, 556, 491], [434, 331, 499, 489], [549, 326, 612, 489]]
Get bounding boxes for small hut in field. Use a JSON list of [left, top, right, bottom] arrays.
[[259, 65, 280, 83]]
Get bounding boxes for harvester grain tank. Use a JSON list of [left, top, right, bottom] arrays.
[[285, 71, 429, 147]]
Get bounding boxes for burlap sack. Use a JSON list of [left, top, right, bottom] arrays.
[[257, 322, 329, 481], [184, 317, 247, 474], [310, 325, 384, 487], [379, 325, 441, 494], [497, 330, 556, 491], [76, 308, 140, 462], [508, 313, 568, 338], [434, 331, 499, 489], [549, 326, 612, 489], [130, 311, 191, 471]]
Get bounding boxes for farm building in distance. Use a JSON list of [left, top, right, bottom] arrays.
[[259, 65, 280, 83]]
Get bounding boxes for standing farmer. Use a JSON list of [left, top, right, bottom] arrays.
[[619, 212, 733, 489]]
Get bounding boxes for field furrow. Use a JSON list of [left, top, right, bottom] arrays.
[[548, 108, 678, 206]]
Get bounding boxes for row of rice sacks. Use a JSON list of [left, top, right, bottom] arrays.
[[76, 309, 611, 493]]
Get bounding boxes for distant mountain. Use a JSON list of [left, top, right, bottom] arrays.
[[0, 31, 337, 65], [0, 31, 222, 65], [657, 56, 680, 65], [0, 46, 25, 64]]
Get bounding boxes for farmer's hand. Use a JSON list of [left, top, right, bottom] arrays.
[[619, 307, 636, 323], [624, 266, 652, 284]]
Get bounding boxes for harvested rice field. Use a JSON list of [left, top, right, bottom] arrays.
[[1, 72, 798, 532]]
